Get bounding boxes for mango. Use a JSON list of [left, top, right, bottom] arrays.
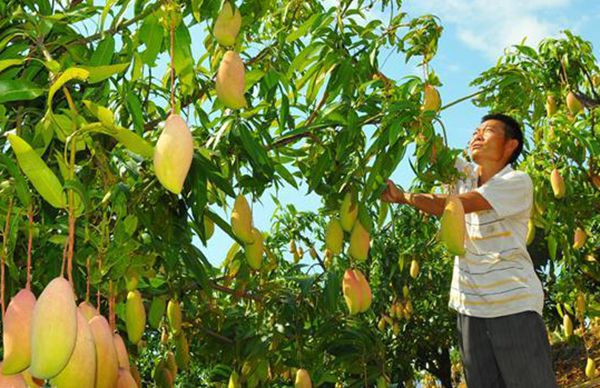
[[50, 311, 96, 388], [2, 289, 36, 374], [175, 333, 190, 370], [526, 219, 535, 245], [165, 351, 177, 379], [89, 315, 119, 388], [204, 215, 215, 240], [409, 259, 420, 279], [0, 363, 27, 388], [342, 268, 372, 314], [585, 357, 597, 379], [125, 271, 139, 292], [440, 196, 466, 256], [148, 295, 167, 329], [130, 363, 142, 387], [116, 368, 138, 388], [213, 2, 242, 47], [563, 314, 573, 338], [78, 301, 99, 321], [21, 370, 43, 387], [576, 293, 586, 317], [348, 221, 370, 262], [340, 192, 358, 232], [566, 91, 583, 115], [231, 194, 254, 243], [30, 277, 77, 379], [228, 371, 241, 388], [573, 227, 587, 249], [155, 366, 173, 388], [422, 84, 441, 112], [545, 95, 557, 117], [113, 334, 130, 370], [125, 290, 146, 344], [325, 218, 343, 255], [550, 169, 565, 198], [216, 51, 246, 109], [245, 227, 264, 270], [295, 368, 312, 388], [153, 113, 194, 194], [167, 299, 182, 335]]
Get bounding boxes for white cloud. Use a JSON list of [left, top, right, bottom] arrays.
[[407, 0, 573, 60]]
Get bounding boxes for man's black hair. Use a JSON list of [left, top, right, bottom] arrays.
[[481, 113, 523, 165]]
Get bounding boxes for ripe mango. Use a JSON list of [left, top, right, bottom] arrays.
[[526, 219, 535, 245], [148, 295, 167, 329], [231, 194, 254, 243], [545, 95, 557, 117], [167, 299, 182, 335], [0, 363, 27, 388], [422, 84, 441, 112], [113, 333, 130, 370], [2, 289, 36, 374], [50, 311, 96, 388], [440, 196, 466, 256], [566, 91, 583, 115], [245, 227, 264, 270], [563, 314, 573, 338], [228, 371, 241, 388], [153, 114, 194, 194], [409, 259, 420, 279], [325, 218, 343, 255], [340, 192, 358, 232], [78, 301, 99, 321], [576, 293, 586, 317], [573, 227, 587, 249], [116, 368, 138, 388], [130, 363, 142, 387], [348, 221, 370, 262], [550, 169, 565, 198], [585, 357, 597, 379], [342, 268, 372, 314], [213, 2, 242, 47], [89, 315, 119, 388], [295, 368, 312, 388], [216, 51, 246, 109], [175, 333, 190, 370], [125, 290, 146, 344], [30, 277, 77, 379]]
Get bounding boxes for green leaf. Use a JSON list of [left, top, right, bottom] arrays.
[[547, 235, 557, 261], [173, 24, 194, 95], [47, 67, 90, 109], [125, 93, 144, 133], [7, 134, 65, 208], [0, 58, 24, 73], [83, 100, 115, 128], [139, 14, 164, 66], [286, 13, 319, 43], [80, 63, 129, 83], [0, 80, 44, 104], [0, 153, 32, 207], [89, 36, 115, 66], [113, 126, 154, 158]]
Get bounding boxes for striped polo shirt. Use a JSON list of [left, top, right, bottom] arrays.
[[447, 159, 544, 318]]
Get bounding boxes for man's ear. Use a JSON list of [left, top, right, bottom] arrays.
[[505, 138, 518, 160]]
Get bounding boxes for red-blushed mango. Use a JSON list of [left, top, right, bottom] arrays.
[[155, 366, 173, 388], [294, 368, 312, 388], [340, 192, 358, 232], [348, 221, 370, 262], [167, 299, 182, 335], [550, 169, 565, 198], [78, 301, 99, 321], [148, 295, 167, 330], [0, 363, 27, 388], [216, 51, 246, 109], [165, 351, 177, 379], [153, 114, 194, 194], [50, 311, 96, 388], [130, 363, 142, 387], [440, 196, 466, 256], [409, 259, 420, 279], [125, 290, 146, 344], [573, 227, 587, 249], [213, 2, 242, 47], [422, 84, 441, 112], [566, 91, 583, 115], [325, 218, 343, 255], [231, 194, 254, 244], [113, 333, 130, 370], [342, 268, 372, 314], [245, 227, 264, 270], [21, 370, 43, 387], [116, 368, 138, 388], [2, 289, 36, 374], [89, 315, 119, 388], [545, 95, 557, 117], [174, 333, 190, 371], [30, 277, 77, 379]]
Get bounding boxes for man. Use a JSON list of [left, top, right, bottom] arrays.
[[381, 114, 557, 387]]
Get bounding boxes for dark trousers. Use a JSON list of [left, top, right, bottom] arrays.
[[457, 311, 558, 388]]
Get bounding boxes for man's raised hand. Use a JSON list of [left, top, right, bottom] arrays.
[[381, 179, 405, 203]]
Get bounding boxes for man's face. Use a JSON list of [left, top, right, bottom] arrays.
[[469, 119, 515, 165]]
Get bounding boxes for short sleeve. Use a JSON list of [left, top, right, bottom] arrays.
[[475, 171, 533, 218]]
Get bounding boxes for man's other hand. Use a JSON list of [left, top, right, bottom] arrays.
[[381, 179, 405, 203]]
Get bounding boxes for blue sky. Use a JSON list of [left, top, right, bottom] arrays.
[[90, 0, 600, 266]]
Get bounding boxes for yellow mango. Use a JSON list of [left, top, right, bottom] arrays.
[[167, 299, 182, 335], [440, 196, 466, 256], [216, 51, 246, 109], [30, 277, 77, 379], [422, 84, 441, 112], [325, 218, 343, 255], [89, 315, 119, 388], [245, 227, 264, 270], [0, 363, 27, 388], [409, 259, 420, 279], [125, 290, 146, 344], [231, 194, 254, 244], [213, 2, 242, 47], [550, 169, 565, 198], [78, 301, 99, 321], [353, 269, 372, 312], [228, 371, 241, 388], [340, 192, 358, 232], [348, 221, 370, 262], [113, 334, 130, 370], [116, 368, 138, 388], [545, 95, 557, 117], [342, 268, 372, 314], [576, 293, 586, 317], [526, 219, 535, 245], [50, 311, 96, 388], [566, 91, 583, 115], [573, 227, 587, 249], [153, 114, 194, 194], [585, 357, 597, 379], [2, 289, 36, 375], [295, 368, 312, 388], [563, 314, 573, 338]]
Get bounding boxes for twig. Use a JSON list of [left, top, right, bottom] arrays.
[[210, 281, 261, 301]]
